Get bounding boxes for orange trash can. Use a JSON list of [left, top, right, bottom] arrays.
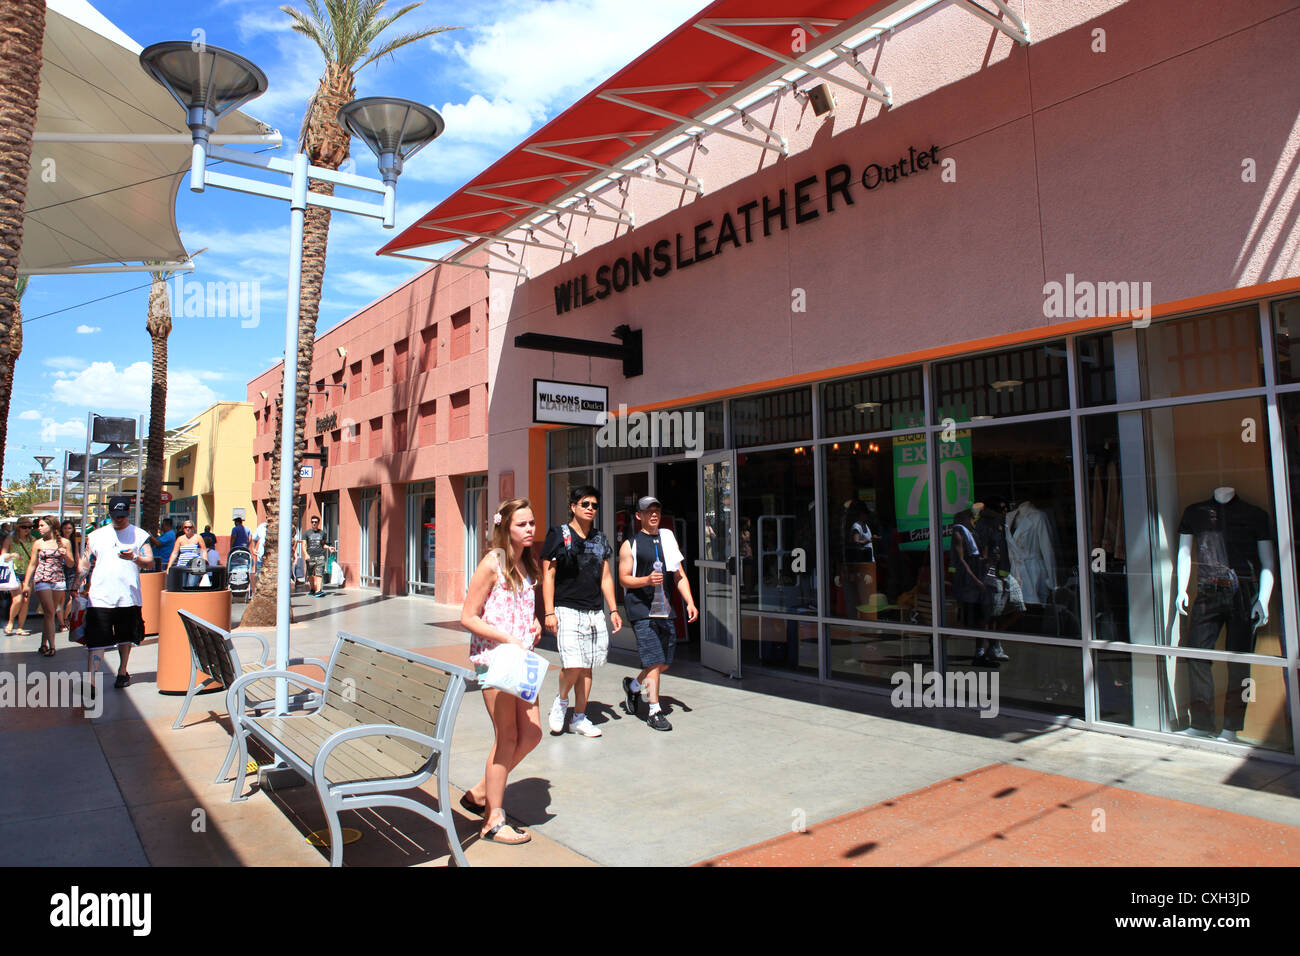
[[140, 570, 164, 636], [158, 587, 231, 694]]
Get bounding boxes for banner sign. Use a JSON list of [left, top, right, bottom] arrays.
[[533, 379, 609, 426], [892, 432, 973, 551]]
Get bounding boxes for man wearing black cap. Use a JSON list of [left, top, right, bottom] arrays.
[[77, 496, 153, 689], [617, 496, 697, 731]]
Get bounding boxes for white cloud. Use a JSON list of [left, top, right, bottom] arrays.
[[438, 94, 536, 144], [44, 356, 88, 372], [18, 409, 40, 420], [50, 362, 220, 423], [39, 419, 85, 443], [75, 324, 100, 334]]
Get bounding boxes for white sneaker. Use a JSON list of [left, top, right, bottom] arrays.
[[568, 714, 602, 737], [548, 697, 568, 734]]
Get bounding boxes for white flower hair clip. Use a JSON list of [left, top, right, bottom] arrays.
[[493, 512, 503, 526]]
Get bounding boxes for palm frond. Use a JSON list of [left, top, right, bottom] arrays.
[[357, 24, 460, 71]]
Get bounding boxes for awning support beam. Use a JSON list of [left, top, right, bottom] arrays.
[[952, 0, 1030, 44]]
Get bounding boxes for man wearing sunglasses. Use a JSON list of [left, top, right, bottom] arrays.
[[541, 484, 621, 736]]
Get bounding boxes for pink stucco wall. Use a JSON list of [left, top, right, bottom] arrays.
[[248, 255, 490, 600], [487, 0, 1300, 503]]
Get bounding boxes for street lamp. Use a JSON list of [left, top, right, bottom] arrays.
[[140, 42, 443, 714]]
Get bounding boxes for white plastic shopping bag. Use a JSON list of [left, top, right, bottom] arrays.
[[68, 595, 88, 645], [479, 643, 549, 702], [0, 554, 18, 591], [329, 561, 345, 586]]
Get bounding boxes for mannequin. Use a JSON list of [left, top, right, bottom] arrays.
[[1006, 500, 1056, 603], [1173, 486, 1275, 743]]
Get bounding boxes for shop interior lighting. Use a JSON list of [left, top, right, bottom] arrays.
[[854, 401, 882, 411], [991, 379, 1023, 391]]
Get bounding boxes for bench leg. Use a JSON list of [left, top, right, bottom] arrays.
[[172, 665, 203, 730], [438, 770, 469, 868], [323, 805, 345, 867], [230, 723, 251, 802], [214, 734, 239, 784]]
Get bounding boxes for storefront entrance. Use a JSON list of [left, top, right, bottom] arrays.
[[698, 451, 740, 677], [406, 482, 435, 596]]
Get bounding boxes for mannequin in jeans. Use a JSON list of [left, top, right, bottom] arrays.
[[1173, 486, 1275, 743]]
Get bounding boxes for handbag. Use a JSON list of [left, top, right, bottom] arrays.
[[479, 642, 549, 703]]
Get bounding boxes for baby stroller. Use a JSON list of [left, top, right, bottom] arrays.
[[227, 548, 253, 602]]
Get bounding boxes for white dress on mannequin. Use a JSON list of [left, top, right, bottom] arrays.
[[1006, 502, 1056, 603]]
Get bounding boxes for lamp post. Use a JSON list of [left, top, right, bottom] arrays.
[[140, 42, 443, 713]]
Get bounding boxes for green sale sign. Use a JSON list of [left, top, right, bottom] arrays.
[[893, 432, 974, 550]]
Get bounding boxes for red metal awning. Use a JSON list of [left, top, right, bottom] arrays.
[[379, 0, 1028, 268]]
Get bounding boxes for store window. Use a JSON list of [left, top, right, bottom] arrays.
[[824, 434, 931, 625], [741, 616, 817, 677], [736, 447, 817, 623], [406, 482, 435, 596], [827, 624, 931, 688], [942, 636, 1084, 718], [731, 387, 813, 447], [823, 366, 924, 437], [464, 474, 488, 584], [1284, 393, 1300, 607], [933, 341, 1069, 424], [548, 428, 592, 469], [1274, 296, 1299, 385], [1139, 307, 1262, 400], [1082, 397, 1285, 655], [654, 402, 724, 456], [549, 470, 595, 533], [940, 419, 1080, 639]]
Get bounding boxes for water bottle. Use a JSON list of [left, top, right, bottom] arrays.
[[649, 559, 671, 618]]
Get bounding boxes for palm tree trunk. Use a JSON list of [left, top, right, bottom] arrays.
[[142, 272, 171, 534], [0, 295, 23, 477], [0, 0, 47, 490]]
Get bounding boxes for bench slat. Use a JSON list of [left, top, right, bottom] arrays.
[[325, 667, 442, 732], [250, 711, 429, 783], [310, 709, 430, 778], [335, 642, 452, 694]]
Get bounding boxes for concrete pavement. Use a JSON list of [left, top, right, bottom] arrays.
[[3, 588, 1299, 866]]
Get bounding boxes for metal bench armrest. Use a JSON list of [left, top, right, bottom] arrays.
[[312, 723, 446, 791], [226, 668, 326, 721], [287, 656, 329, 671], [228, 630, 271, 666]]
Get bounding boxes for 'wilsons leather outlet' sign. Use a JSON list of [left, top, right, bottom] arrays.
[[553, 143, 941, 315]]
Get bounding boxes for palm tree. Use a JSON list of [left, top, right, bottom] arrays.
[[0, 0, 47, 490], [242, 0, 458, 625], [0, 278, 27, 480], [140, 251, 203, 535]]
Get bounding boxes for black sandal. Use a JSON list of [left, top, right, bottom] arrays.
[[459, 792, 487, 816], [480, 821, 530, 845]]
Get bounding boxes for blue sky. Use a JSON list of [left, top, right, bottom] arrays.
[[10, 0, 710, 484]]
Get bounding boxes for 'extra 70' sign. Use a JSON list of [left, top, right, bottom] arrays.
[[892, 432, 972, 551]]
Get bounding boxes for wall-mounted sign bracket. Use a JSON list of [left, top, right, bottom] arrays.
[[514, 324, 643, 378]]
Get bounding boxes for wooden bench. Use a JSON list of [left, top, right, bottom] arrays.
[[174, 610, 327, 784], [225, 631, 472, 867]]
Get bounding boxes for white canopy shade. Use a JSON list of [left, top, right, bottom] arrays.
[[19, 0, 278, 274]]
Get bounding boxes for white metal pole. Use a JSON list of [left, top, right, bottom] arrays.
[[83, 413, 93, 526], [274, 151, 309, 714], [57, 451, 67, 521], [136, 415, 144, 529]]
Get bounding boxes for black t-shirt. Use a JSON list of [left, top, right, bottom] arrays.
[[541, 524, 612, 612], [302, 528, 329, 558], [1177, 496, 1271, 584]]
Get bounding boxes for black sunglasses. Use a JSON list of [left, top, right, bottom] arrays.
[[575, 500, 599, 509]]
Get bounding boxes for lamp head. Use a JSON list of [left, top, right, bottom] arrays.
[[337, 97, 444, 186], [139, 42, 267, 143]]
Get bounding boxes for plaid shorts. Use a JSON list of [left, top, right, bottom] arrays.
[[554, 606, 609, 669]]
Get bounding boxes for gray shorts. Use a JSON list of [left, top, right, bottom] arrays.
[[555, 606, 609, 669], [632, 617, 675, 668]]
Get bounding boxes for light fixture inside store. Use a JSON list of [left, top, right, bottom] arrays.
[[854, 401, 882, 411], [991, 379, 1023, 392]]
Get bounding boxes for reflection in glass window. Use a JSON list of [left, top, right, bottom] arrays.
[[932, 341, 1069, 424], [1096, 653, 1293, 753], [1076, 332, 1116, 407], [1274, 296, 1300, 385], [1284, 393, 1300, 610], [940, 419, 1080, 639], [731, 387, 813, 447], [655, 402, 724, 456], [741, 616, 817, 676], [548, 470, 594, 534], [1138, 307, 1261, 399], [822, 367, 924, 437], [824, 436, 931, 625], [827, 625, 931, 688], [943, 635, 1084, 717], [736, 448, 816, 616], [548, 428, 591, 469]]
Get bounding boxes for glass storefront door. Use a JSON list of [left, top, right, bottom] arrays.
[[406, 482, 435, 596], [359, 489, 380, 588], [606, 464, 651, 652], [698, 451, 740, 677], [464, 474, 487, 584]]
